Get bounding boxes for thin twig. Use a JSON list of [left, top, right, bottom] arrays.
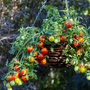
[[32, 0, 47, 27]]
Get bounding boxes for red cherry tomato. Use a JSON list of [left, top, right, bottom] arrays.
[[14, 59, 19, 65], [66, 22, 72, 28], [79, 32, 84, 37], [37, 42, 44, 49], [21, 69, 27, 76], [41, 48, 48, 55], [41, 59, 47, 65], [39, 35, 45, 41], [38, 54, 44, 60], [27, 46, 33, 53], [61, 36, 66, 41], [21, 75, 28, 82], [59, 35, 62, 38], [7, 75, 13, 81], [74, 35, 80, 40], [74, 41, 79, 46], [14, 66, 20, 71]]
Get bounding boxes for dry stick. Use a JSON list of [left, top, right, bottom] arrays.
[[65, 0, 70, 20], [32, 0, 47, 27]]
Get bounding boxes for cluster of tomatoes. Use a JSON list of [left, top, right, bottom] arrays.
[[27, 44, 48, 65], [6, 59, 28, 90], [74, 62, 90, 80], [73, 32, 85, 54]]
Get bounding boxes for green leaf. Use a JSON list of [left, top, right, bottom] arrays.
[[3, 80, 6, 86], [69, 55, 72, 58], [85, 51, 88, 56], [45, 31, 54, 34], [50, 47, 54, 52], [43, 5, 57, 10], [66, 58, 69, 64], [6, 59, 8, 66]]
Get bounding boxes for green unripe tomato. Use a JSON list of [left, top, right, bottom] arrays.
[[21, 36, 25, 40], [74, 66, 79, 72], [7, 88, 12, 90], [54, 39, 59, 43], [6, 83, 11, 88], [49, 36, 55, 42], [54, 37, 60, 44], [10, 80, 15, 86], [15, 78, 21, 84], [86, 76, 90, 80], [17, 80, 23, 86], [71, 61, 76, 65]]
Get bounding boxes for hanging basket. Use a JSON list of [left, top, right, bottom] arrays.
[[45, 42, 72, 68]]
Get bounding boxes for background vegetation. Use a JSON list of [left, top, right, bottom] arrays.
[[0, 0, 90, 90]]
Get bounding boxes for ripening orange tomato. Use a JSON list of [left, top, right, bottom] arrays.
[[74, 41, 79, 47], [33, 51, 38, 57], [29, 57, 35, 63], [61, 36, 66, 42], [79, 38, 84, 42], [37, 42, 44, 49], [41, 59, 47, 65], [27, 46, 33, 53], [76, 50, 81, 54], [39, 35, 45, 41], [7, 75, 13, 81]]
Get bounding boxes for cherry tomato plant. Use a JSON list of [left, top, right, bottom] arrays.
[[2, 5, 90, 89]]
